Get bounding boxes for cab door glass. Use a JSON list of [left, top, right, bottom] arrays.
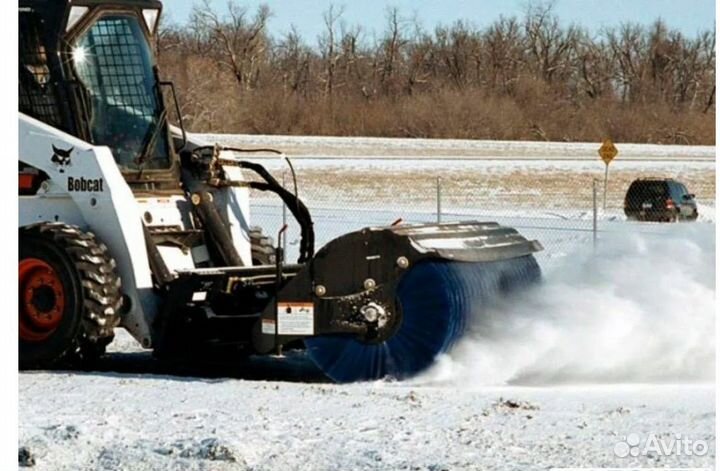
[[72, 14, 170, 170]]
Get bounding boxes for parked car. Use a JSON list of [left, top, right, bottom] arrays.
[[624, 178, 698, 222]]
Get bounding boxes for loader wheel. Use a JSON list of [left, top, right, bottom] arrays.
[[19, 223, 122, 369], [250, 226, 276, 266]]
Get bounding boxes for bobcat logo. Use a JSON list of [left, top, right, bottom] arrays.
[[51, 145, 73, 173]]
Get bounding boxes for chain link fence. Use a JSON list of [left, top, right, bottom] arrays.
[[246, 157, 715, 271]]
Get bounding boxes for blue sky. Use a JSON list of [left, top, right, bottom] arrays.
[[164, 0, 715, 40]]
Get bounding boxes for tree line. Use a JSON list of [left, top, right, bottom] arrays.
[[156, 1, 716, 144]]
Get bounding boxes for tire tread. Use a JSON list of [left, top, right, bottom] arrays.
[[20, 223, 123, 368]]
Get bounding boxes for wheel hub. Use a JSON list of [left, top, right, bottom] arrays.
[[357, 298, 404, 345], [19, 258, 65, 342], [30, 285, 57, 313]]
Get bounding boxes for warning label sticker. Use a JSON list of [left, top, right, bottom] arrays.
[[261, 318, 276, 335], [277, 302, 314, 335]]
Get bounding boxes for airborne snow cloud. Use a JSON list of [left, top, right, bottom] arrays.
[[420, 223, 716, 386]]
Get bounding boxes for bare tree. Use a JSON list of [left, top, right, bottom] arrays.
[[434, 20, 483, 88], [276, 26, 312, 96], [378, 7, 409, 94], [405, 22, 433, 96], [523, 1, 578, 84], [318, 4, 345, 99], [606, 23, 646, 102], [190, 0, 270, 90], [339, 23, 364, 93], [572, 30, 613, 99], [483, 16, 524, 93]]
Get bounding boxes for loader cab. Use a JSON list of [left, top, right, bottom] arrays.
[[19, 0, 181, 190]]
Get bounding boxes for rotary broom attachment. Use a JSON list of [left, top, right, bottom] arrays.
[[253, 221, 542, 383], [306, 255, 540, 382]]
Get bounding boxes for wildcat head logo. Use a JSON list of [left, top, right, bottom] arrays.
[[51, 145, 73, 173]]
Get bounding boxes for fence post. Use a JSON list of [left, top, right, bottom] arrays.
[[282, 171, 288, 255], [592, 178, 598, 250], [436, 176, 442, 223], [603, 163, 609, 209]]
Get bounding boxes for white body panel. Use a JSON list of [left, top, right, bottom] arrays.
[[20, 114, 158, 346], [135, 195, 197, 271], [213, 155, 253, 266], [19, 115, 256, 348], [20, 193, 85, 227]]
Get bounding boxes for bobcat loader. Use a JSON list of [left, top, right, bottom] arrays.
[[18, 0, 542, 382]]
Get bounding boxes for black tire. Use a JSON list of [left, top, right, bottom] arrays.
[[19, 223, 122, 369], [249, 226, 276, 266]]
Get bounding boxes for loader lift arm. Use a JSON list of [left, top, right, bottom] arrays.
[[180, 145, 315, 263]]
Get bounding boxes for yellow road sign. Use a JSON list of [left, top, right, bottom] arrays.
[[598, 138, 618, 165]]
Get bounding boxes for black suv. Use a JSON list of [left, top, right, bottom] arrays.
[[624, 179, 698, 222]]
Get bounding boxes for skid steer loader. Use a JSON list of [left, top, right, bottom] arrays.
[[18, 0, 543, 382]]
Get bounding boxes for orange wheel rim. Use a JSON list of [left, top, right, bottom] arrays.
[[19, 258, 65, 342]]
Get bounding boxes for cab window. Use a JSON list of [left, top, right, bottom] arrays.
[[72, 14, 170, 170], [19, 12, 62, 128]]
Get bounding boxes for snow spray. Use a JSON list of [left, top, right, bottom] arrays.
[[419, 223, 715, 386]]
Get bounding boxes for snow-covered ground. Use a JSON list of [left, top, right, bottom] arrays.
[[203, 134, 716, 213], [19, 136, 716, 470], [18, 374, 716, 471], [242, 157, 716, 211], [201, 133, 715, 160]]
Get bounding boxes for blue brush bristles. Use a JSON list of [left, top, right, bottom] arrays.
[[306, 256, 540, 382]]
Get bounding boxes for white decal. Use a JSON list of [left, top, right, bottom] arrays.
[[277, 302, 314, 335], [261, 318, 276, 335]]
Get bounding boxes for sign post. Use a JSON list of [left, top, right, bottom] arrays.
[[597, 138, 618, 209]]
